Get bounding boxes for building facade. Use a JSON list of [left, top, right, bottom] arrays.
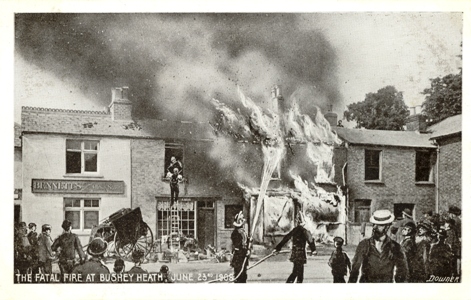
[[19, 87, 247, 249], [333, 127, 437, 244]]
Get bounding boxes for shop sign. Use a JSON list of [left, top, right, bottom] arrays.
[[32, 179, 125, 194]]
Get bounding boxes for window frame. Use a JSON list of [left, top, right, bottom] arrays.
[[415, 150, 434, 183], [65, 139, 100, 175], [164, 142, 184, 178], [64, 198, 101, 233], [364, 149, 382, 182]]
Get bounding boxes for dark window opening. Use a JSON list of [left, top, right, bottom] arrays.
[[365, 149, 381, 180], [416, 151, 433, 182], [353, 199, 371, 223], [225, 204, 243, 229], [394, 203, 415, 221], [165, 142, 184, 176], [66, 140, 98, 174]]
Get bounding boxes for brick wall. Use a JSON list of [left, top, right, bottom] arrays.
[[131, 139, 166, 233], [437, 135, 461, 213], [346, 145, 435, 222], [110, 101, 132, 121], [215, 197, 248, 250]]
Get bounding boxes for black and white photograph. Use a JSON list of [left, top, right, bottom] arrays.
[[3, 1, 470, 299]]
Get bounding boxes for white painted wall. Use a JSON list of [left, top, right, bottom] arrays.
[[22, 134, 131, 244]]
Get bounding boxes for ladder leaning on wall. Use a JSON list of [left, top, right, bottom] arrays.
[[167, 204, 181, 252]]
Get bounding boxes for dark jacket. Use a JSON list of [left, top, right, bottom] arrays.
[[72, 258, 110, 282], [275, 225, 316, 265], [231, 227, 248, 268], [52, 232, 86, 262], [348, 236, 408, 283], [415, 237, 432, 282], [429, 242, 453, 277], [328, 249, 351, 276], [401, 236, 421, 282]]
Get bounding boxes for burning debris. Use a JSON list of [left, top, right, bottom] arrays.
[[211, 86, 346, 244]]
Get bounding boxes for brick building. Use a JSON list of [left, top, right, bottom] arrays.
[[428, 114, 462, 213], [14, 123, 22, 223], [19, 87, 247, 250], [333, 127, 437, 244]]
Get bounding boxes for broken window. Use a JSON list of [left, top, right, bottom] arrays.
[[66, 140, 99, 174], [224, 204, 243, 229], [165, 142, 183, 176], [364, 149, 381, 181], [353, 199, 371, 223], [416, 151, 433, 182]]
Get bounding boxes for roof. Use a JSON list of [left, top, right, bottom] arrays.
[[14, 122, 21, 147], [428, 114, 461, 140], [21, 106, 214, 141], [334, 127, 435, 148]]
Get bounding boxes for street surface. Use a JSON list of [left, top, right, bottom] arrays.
[[93, 244, 358, 283]]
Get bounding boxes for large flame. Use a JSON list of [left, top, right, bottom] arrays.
[[211, 86, 345, 244]]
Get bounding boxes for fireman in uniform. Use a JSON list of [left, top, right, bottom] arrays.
[[273, 211, 317, 283], [230, 211, 250, 283]]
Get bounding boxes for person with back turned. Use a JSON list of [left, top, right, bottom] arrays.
[[272, 211, 317, 283]]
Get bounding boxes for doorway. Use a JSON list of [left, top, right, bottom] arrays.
[[197, 200, 215, 249]]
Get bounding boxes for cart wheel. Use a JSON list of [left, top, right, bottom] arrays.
[[134, 224, 154, 258], [114, 232, 133, 261]]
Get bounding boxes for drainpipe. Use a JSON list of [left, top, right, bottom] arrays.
[[342, 162, 348, 245], [435, 144, 440, 213]]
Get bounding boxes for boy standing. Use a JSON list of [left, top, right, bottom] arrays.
[[328, 236, 351, 283]]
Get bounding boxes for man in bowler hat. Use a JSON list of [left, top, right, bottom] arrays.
[[72, 237, 110, 282], [349, 209, 408, 283]]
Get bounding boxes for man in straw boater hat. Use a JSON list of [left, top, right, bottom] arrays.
[[230, 211, 250, 283], [348, 209, 408, 283], [272, 210, 317, 283], [72, 237, 110, 282]]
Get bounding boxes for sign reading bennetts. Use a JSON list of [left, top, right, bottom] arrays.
[[32, 179, 125, 194]]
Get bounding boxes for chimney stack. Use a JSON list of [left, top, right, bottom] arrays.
[[324, 105, 338, 127], [109, 87, 132, 121], [271, 85, 284, 115], [405, 106, 427, 132]]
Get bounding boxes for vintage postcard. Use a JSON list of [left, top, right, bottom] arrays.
[[2, 1, 470, 299]]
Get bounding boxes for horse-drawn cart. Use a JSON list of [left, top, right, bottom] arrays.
[[90, 207, 153, 260]]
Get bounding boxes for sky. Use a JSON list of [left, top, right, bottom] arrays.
[[13, 13, 462, 125]]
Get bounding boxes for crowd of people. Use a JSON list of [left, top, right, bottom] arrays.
[[343, 205, 461, 283], [14, 220, 172, 283]]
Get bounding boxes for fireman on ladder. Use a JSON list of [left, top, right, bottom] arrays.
[[231, 211, 250, 283], [169, 167, 183, 207]]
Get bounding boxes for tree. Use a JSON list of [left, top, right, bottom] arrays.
[[344, 86, 409, 130], [421, 70, 462, 125]]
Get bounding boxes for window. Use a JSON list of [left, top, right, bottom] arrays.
[[164, 142, 183, 176], [156, 199, 195, 239], [394, 203, 415, 221], [66, 140, 99, 174], [365, 149, 382, 181], [353, 199, 371, 223], [416, 151, 433, 182], [225, 204, 243, 229], [64, 198, 100, 231], [197, 200, 214, 209]]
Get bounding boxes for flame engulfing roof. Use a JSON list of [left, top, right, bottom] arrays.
[[428, 114, 462, 140], [334, 127, 435, 148]]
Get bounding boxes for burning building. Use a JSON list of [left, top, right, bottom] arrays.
[[18, 85, 347, 251], [211, 85, 347, 246]]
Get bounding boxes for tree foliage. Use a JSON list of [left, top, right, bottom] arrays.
[[343, 86, 409, 130], [421, 71, 462, 125]]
